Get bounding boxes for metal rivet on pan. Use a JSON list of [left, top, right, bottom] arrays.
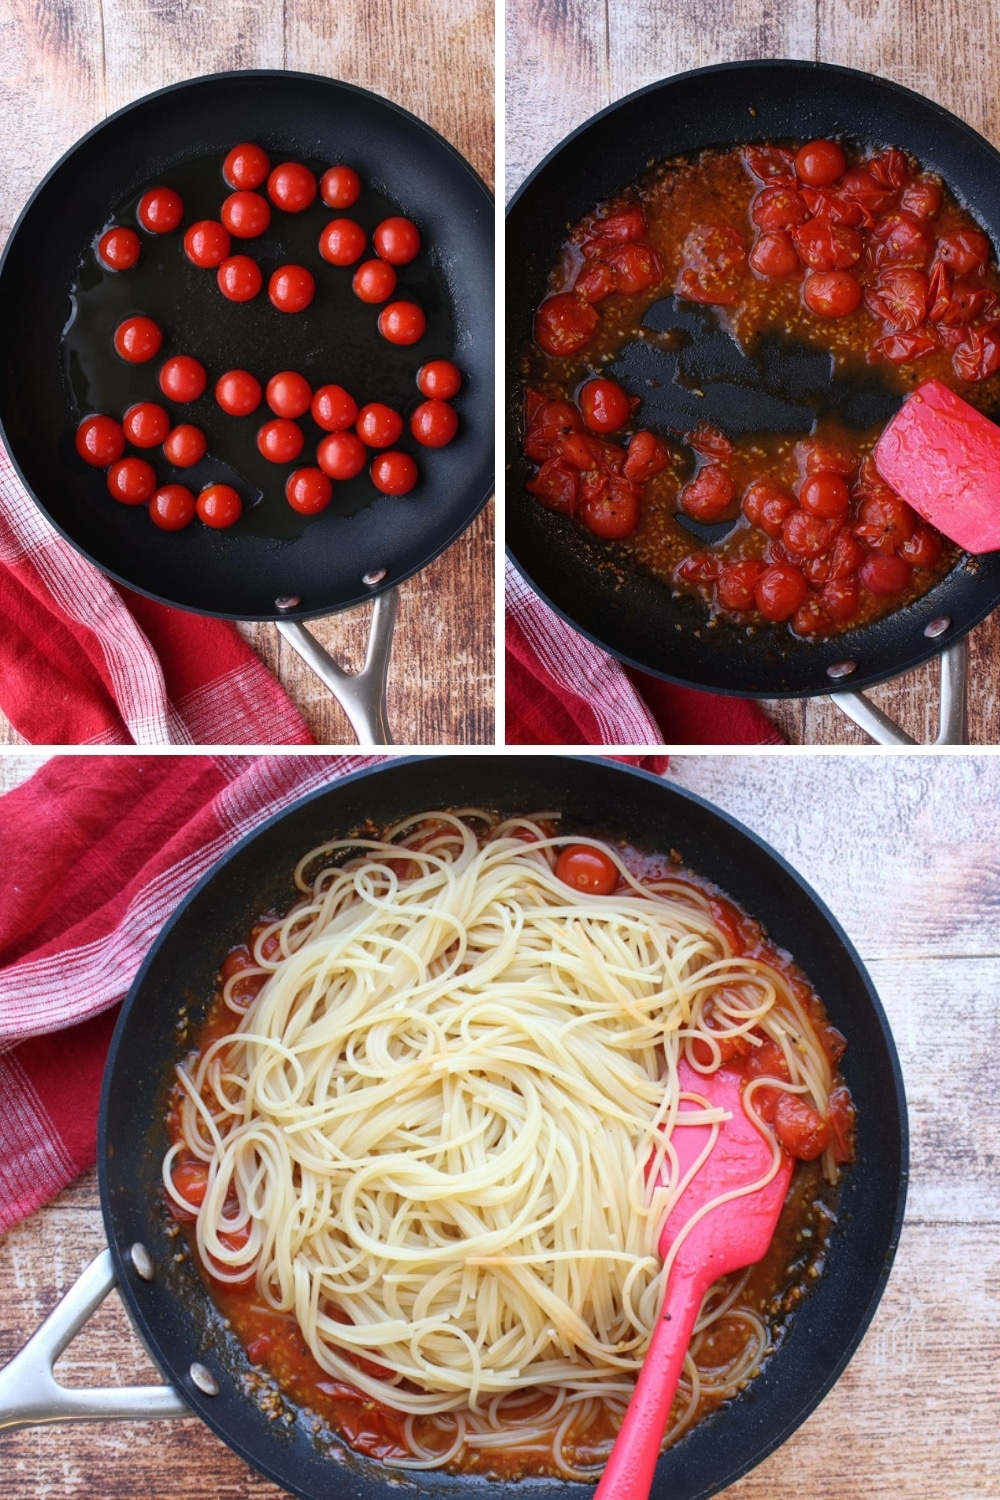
[[130, 1243, 156, 1281], [362, 568, 387, 587], [924, 616, 952, 638], [826, 660, 858, 680], [189, 1362, 219, 1396], [275, 596, 301, 612]]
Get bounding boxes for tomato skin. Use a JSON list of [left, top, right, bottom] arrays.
[[802, 269, 862, 317], [97, 226, 141, 270], [623, 430, 670, 480], [773, 1091, 832, 1160], [679, 465, 736, 521], [859, 552, 913, 594], [317, 431, 367, 480], [534, 293, 599, 355], [320, 164, 362, 209], [352, 258, 397, 303], [149, 484, 196, 531], [267, 161, 317, 212], [268, 264, 315, 313], [952, 323, 1000, 382], [410, 399, 459, 448], [373, 216, 421, 265], [221, 191, 271, 239], [370, 451, 418, 495], [675, 551, 720, 586], [114, 316, 163, 363], [742, 144, 797, 181], [217, 255, 262, 302], [579, 378, 632, 434], [839, 167, 896, 214], [215, 369, 262, 416], [749, 230, 800, 277], [357, 403, 404, 448], [312, 384, 358, 433], [865, 267, 930, 330], [163, 424, 207, 467], [872, 330, 938, 364], [799, 471, 850, 518], [717, 559, 766, 611], [416, 360, 462, 400], [555, 845, 618, 894], [137, 186, 183, 234], [795, 139, 847, 187], [197, 483, 242, 528], [183, 219, 231, 267], [159, 355, 207, 403], [76, 414, 124, 466], [319, 219, 367, 266], [257, 418, 305, 463], [579, 480, 640, 539], [755, 563, 807, 620], [377, 301, 426, 345], [107, 457, 157, 505], [123, 402, 171, 448], [266, 371, 312, 419], [285, 467, 333, 515], [791, 595, 832, 637], [742, 478, 796, 537], [223, 143, 270, 191]]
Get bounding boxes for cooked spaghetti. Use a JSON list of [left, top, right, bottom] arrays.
[[163, 810, 853, 1478]]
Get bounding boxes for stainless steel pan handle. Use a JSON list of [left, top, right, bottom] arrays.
[[828, 635, 968, 746], [276, 587, 398, 746]]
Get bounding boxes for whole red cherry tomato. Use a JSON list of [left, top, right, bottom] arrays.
[[417, 361, 463, 400], [859, 552, 912, 594], [286, 467, 333, 514], [320, 164, 362, 209], [799, 471, 850, 518], [197, 483, 242, 528], [75, 415, 124, 466], [221, 191, 271, 239], [802, 270, 862, 317], [215, 369, 262, 416], [266, 371, 312, 419], [217, 255, 262, 302], [794, 139, 847, 187], [269, 265, 315, 313], [899, 525, 943, 567], [378, 301, 426, 345], [114, 316, 163, 362], [137, 186, 183, 234], [370, 451, 418, 494], [159, 355, 207, 403], [679, 465, 736, 521], [623, 430, 670, 480], [163, 424, 207, 467], [267, 162, 317, 212], [317, 431, 367, 479], [107, 456, 157, 505], [717, 559, 766, 611], [149, 484, 196, 531], [257, 419, 305, 463], [97, 227, 141, 270], [352, 259, 397, 303], [579, 481, 640, 539], [373, 217, 421, 265], [749, 231, 801, 277], [312, 384, 358, 432], [555, 845, 618, 894], [755, 563, 807, 620], [123, 402, 171, 448], [410, 400, 459, 448], [184, 219, 231, 267], [357, 403, 404, 448], [579, 378, 632, 434], [822, 576, 861, 622], [223, 143, 270, 191], [319, 219, 367, 267]]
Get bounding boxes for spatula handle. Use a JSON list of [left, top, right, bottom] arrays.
[[593, 1270, 705, 1500]]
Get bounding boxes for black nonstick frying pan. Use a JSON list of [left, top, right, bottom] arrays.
[[0, 71, 494, 742], [0, 755, 907, 1500], [506, 60, 1000, 711]]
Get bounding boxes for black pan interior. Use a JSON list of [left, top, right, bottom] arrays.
[[99, 755, 907, 1500], [0, 70, 494, 621], [506, 60, 1000, 696]]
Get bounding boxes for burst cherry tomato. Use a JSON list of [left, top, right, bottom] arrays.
[[107, 456, 156, 505], [75, 414, 124, 466], [534, 294, 599, 356], [286, 467, 333, 514], [312, 384, 358, 432], [782, 509, 841, 557], [774, 1092, 832, 1160], [859, 552, 913, 594], [855, 494, 916, 552], [935, 228, 991, 275], [410, 400, 459, 448], [257, 418, 305, 463], [751, 185, 809, 231], [183, 219, 231, 267], [114, 316, 162, 362], [749, 230, 801, 277], [97, 226, 141, 270], [794, 139, 847, 187], [223, 142, 270, 191], [217, 255, 262, 301], [197, 483, 242, 528], [123, 402, 171, 448], [623, 429, 670, 480], [870, 212, 935, 268], [742, 478, 796, 537], [579, 482, 640, 539], [555, 845, 618, 894], [268, 264, 315, 313], [215, 369, 262, 416], [755, 563, 807, 620], [266, 370, 312, 419], [320, 164, 362, 209], [370, 451, 418, 494], [717, 560, 766, 611], [822, 576, 861, 622], [352, 258, 397, 303], [579, 378, 632, 433], [793, 221, 862, 271], [317, 431, 367, 479], [802, 270, 862, 317], [149, 484, 196, 531], [417, 360, 463, 400], [901, 179, 943, 219], [679, 465, 736, 521], [267, 161, 317, 212], [357, 403, 403, 448], [159, 355, 207, 403], [137, 186, 183, 233], [378, 301, 426, 345], [373, 216, 421, 264], [221, 191, 271, 239], [163, 424, 207, 467], [319, 219, 367, 267], [799, 471, 850, 517]]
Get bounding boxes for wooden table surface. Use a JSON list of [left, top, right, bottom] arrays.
[[1, 751, 998, 1498], [505, 0, 1000, 745], [0, 0, 494, 748]]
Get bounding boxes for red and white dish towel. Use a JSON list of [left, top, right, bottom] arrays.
[[506, 561, 783, 746], [0, 442, 314, 744]]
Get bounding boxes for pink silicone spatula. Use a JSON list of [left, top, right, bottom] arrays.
[[594, 1057, 794, 1500]]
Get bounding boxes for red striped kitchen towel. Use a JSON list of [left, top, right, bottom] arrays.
[[0, 443, 314, 745]]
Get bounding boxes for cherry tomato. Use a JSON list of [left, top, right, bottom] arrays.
[[267, 161, 317, 212], [223, 142, 270, 191], [802, 270, 862, 317], [319, 219, 367, 266], [774, 1091, 832, 1160], [928, 268, 988, 328], [114, 316, 163, 363], [855, 494, 916, 552], [378, 301, 426, 345], [799, 471, 849, 518], [821, 576, 861, 622], [858, 552, 912, 594], [215, 369, 262, 416], [605, 243, 663, 293], [183, 218, 231, 267], [257, 418, 305, 463], [742, 144, 797, 181], [804, 530, 864, 583], [755, 563, 807, 620], [782, 509, 841, 557], [717, 559, 766, 611], [320, 164, 362, 209], [312, 384, 358, 432], [865, 267, 930, 330], [575, 260, 617, 301], [107, 456, 156, 505], [317, 431, 367, 479], [137, 186, 183, 234], [679, 465, 736, 521], [899, 525, 943, 567], [870, 211, 935, 268], [416, 360, 462, 400], [221, 191, 271, 239], [688, 424, 734, 459], [286, 466, 333, 514], [75, 414, 124, 466], [217, 255, 262, 302], [123, 401, 171, 448], [555, 845, 618, 894], [268, 264, 315, 313], [839, 167, 896, 214], [934, 228, 991, 275], [578, 378, 632, 433], [373, 216, 421, 265], [197, 483, 242, 528], [159, 355, 207, 403], [97, 226, 141, 270], [149, 483, 196, 531], [749, 230, 800, 277], [357, 403, 403, 448], [901, 179, 943, 219], [266, 370, 312, 419], [527, 459, 578, 516], [677, 223, 747, 304], [579, 480, 640, 539], [410, 399, 459, 448], [874, 330, 938, 364], [169, 1160, 210, 1220], [792, 220, 862, 270], [794, 139, 847, 187], [675, 551, 720, 585], [742, 478, 797, 538], [953, 324, 1000, 382], [623, 430, 670, 480], [534, 293, 599, 356], [751, 185, 809, 230], [795, 438, 858, 476], [828, 1085, 857, 1164], [370, 451, 418, 494], [163, 424, 207, 467], [868, 149, 910, 190], [352, 258, 397, 303], [791, 596, 832, 637]]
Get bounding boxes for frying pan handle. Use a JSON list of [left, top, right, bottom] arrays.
[[275, 587, 398, 746], [827, 634, 968, 745], [0, 1249, 189, 1432]]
